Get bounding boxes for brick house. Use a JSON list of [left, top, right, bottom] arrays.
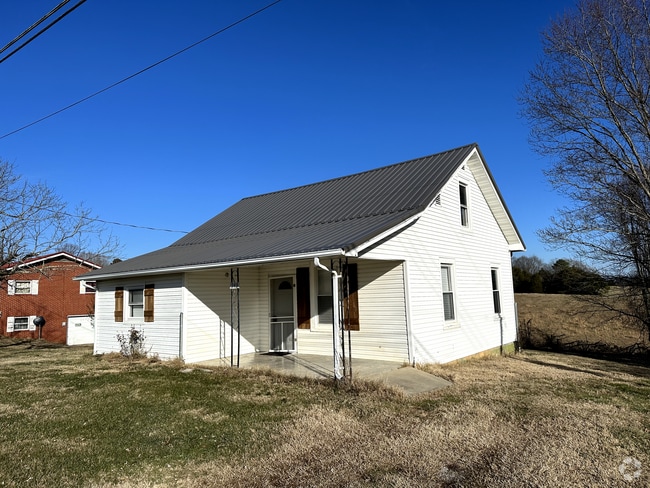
[[1, 252, 101, 344]]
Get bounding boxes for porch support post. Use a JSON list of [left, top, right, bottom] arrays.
[[314, 258, 344, 381], [230, 267, 240, 367]]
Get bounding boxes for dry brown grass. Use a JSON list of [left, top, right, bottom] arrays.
[[1, 335, 649, 487], [516, 293, 648, 355], [91, 352, 649, 488]]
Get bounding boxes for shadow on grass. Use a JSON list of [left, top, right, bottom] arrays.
[[0, 338, 67, 349], [517, 349, 650, 379]]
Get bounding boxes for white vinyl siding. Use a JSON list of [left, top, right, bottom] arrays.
[[297, 260, 408, 362], [94, 275, 183, 360], [183, 268, 259, 364], [362, 159, 518, 364]]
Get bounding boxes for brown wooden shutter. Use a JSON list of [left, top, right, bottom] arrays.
[[296, 267, 311, 329], [144, 284, 154, 323], [114, 287, 124, 322], [344, 263, 360, 331]]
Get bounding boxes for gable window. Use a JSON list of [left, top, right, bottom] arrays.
[[129, 289, 144, 318], [8, 280, 38, 295], [441, 264, 456, 321], [459, 183, 469, 227], [491, 268, 501, 314]]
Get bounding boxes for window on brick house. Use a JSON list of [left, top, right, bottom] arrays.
[[13, 317, 29, 331]]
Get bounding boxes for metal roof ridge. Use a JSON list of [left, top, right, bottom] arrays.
[[239, 143, 478, 202]]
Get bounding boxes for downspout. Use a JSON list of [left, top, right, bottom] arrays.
[[314, 257, 344, 381], [402, 261, 415, 365], [178, 312, 184, 360]]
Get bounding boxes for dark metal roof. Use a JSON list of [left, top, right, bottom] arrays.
[[83, 143, 519, 279]]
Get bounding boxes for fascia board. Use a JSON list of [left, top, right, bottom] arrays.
[[74, 248, 346, 281], [465, 147, 526, 250]]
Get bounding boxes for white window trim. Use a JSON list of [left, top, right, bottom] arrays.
[[80, 280, 96, 294], [311, 267, 334, 330], [127, 287, 144, 320], [491, 267, 502, 316], [8, 280, 38, 295], [459, 182, 470, 229], [7, 315, 37, 332], [441, 262, 458, 327]]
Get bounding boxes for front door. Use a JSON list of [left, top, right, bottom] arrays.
[[269, 277, 296, 352]]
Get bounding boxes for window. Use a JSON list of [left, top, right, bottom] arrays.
[[13, 317, 29, 331], [8, 280, 38, 295], [129, 289, 144, 318], [459, 183, 469, 227], [80, 280, 96, 294], [441, 264, 455, 321], [491, 268, 501, 314], [317, 269, 333, 325], [15, 281, 32, 294], [6, 316, 35, 332]]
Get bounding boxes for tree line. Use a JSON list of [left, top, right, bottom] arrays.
[[512, 255, 608, 295]]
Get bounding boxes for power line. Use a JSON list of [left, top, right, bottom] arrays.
[[0, 0, 88, 65], [0, 0, 283, 140], [0, 0, 70, 55], [0, 196, 189, 234]]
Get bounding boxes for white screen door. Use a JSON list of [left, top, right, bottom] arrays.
[[269, 277, 295, 352]]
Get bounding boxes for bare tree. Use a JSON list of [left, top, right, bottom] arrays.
[[520, 0, 650, 339], [0, 160, 118, 281], [512, 255, 547, 275]]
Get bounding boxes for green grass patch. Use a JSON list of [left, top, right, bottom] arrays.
[[0, 341, 649, 487]]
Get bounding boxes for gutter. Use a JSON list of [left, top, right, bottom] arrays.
[[74, 248, 346, 281]]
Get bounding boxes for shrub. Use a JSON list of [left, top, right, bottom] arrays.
[[116, 327, 148, 358]]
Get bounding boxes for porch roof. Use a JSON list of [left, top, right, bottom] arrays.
[[81, 143, 524, 280]]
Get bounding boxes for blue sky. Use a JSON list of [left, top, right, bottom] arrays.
[[0, 0, 576, 263]]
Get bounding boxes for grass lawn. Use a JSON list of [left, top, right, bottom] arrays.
[[0, 339, 648, 487]]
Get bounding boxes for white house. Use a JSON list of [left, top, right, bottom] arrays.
[[79, 144, 525, 370]]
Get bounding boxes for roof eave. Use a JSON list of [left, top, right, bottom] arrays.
[[75, 248, 346, 281]]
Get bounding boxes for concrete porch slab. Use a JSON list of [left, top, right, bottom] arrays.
[[195, 353, 451, 395]]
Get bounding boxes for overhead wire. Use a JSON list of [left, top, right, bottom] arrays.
[[0, 0, 88, 65], [0, 196, 189, 234], [0, 0, 284, 140], [0, 0, 71, 55]]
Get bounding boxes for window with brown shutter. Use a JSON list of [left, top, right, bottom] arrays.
[[343, 263, 359, 331], [296, 267, 311, 329], [114, 287, 124, 322], [144, 284, 154, 322]]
